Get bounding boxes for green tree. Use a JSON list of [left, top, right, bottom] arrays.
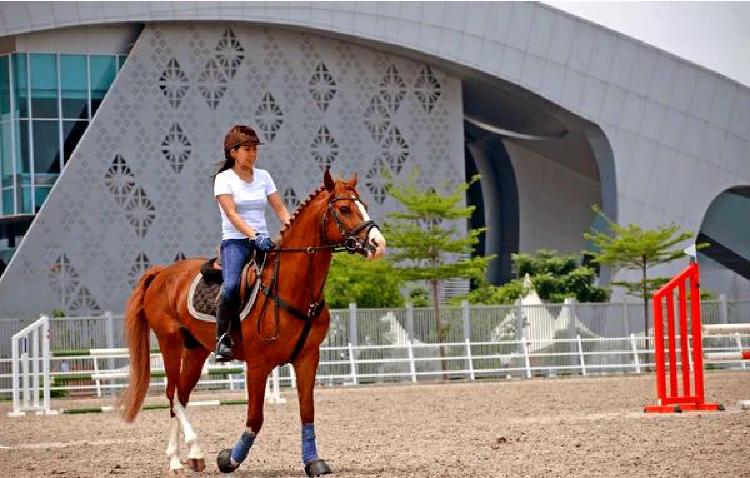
[[383, 174, 495, 351], [584, 206, 696, 339], [459, 250, 609, 305], [325, 253, 405, 309]]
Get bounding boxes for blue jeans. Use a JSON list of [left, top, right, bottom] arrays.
[[220, 239, 255, 307]]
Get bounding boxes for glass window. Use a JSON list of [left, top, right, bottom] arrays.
[[30, 54, 58, 118], [0, 56, 9, 119], [89, 55, 116, 116], [0, 122, 12, 186], [32, 120, 60, 175], [2, 188, 13, 215], [34, 185, 51, 211], [118, 55, 127, 71], [60, 55, 88, 120], [62, 120, 87, 163], [15, 119, 30, 175], [18, 185, 32, 214], [12, 54, 28, 118]]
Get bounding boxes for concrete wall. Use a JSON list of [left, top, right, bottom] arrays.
[[505, 141, 599, 254]]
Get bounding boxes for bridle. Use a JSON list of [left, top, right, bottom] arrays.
[[321, 194, 379, 255], [256, 189, 380, 364]]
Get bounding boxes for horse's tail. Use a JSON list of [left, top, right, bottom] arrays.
[[120, 265, 166, 423]]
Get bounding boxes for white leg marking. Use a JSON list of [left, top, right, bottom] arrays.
[[173, 394, 204, 460], [166, 416, 182, 471]]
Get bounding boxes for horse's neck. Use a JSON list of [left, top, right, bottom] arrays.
[[269, 194, 333, 302]]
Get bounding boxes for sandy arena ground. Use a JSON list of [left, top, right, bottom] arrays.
[[1, 371, 749, 477]]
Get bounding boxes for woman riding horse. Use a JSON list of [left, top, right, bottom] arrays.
[[213, 125, 291, 362], [120, 167, 386, 475]]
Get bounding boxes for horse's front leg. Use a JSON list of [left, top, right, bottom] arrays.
[[217, 364, 269, 473], [295, 349, 332, 477]]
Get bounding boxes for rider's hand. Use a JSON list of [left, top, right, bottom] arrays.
[[254, 234, 276, 252]]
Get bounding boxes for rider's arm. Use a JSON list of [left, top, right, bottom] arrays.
[[216, 194, 258, 239], [267, 192, 292, 227]]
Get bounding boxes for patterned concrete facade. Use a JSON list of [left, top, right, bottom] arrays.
[[0, 22, 464, 316], [0, 2, 748, 315]]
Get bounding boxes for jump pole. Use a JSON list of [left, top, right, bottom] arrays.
[[644, 261, 723, 413]]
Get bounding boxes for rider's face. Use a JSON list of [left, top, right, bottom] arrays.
[[231, 144, 258, 168]]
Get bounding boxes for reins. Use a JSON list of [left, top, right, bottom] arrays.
[[254, 191, 380, 365]]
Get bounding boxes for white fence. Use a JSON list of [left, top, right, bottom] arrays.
[[1, 333, 748, 398], [1, 299, 749, 398]]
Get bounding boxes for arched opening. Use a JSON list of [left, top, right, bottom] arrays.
[[697, 186, 750, 298], [462, 74, 617, 285]]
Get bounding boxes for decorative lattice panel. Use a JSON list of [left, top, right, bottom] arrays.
[[0, 24, 464, 317]]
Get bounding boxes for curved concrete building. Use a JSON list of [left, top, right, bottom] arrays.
[[0, 2, 747, 318]]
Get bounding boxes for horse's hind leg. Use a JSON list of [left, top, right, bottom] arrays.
[[159, 337, 185, 473], [176, 346, 210, 472]]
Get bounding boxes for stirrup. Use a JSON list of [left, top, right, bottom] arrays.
[[215, 333, 234, 362]]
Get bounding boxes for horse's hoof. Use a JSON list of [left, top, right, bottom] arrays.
[[217, 449, 238, 473], [305, 459, 332, 477], [187, 458, 206, 472]]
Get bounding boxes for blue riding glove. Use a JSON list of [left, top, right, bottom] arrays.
[[253, 234, 275, 252]]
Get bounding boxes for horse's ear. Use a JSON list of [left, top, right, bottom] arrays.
[[324, 167, 335, 192], [350, 172, 358, 186]]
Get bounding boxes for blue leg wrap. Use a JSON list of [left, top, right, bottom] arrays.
[[301, 423, 318, 464], [230, 431, 256, 465]]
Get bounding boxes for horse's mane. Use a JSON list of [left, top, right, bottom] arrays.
[[278, 175, 359, 241], [278, 185, 327, 239]]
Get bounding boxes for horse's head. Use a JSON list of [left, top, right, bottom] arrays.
[[321, 169, 386, 260]]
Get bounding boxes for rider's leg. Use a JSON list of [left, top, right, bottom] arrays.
[[215, 239, 252, 361]]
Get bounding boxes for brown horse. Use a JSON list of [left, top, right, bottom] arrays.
[[119, 169, 386, 475]]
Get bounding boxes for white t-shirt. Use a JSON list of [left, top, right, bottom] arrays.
[[214, 168, 277, 240]]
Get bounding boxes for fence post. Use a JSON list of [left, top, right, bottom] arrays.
[[622, 302, 629, 335], [577, 334, 586, 376], [565, 298, 577, 368], [462, 300, 471, 374], [465, 338, 475, 381], [522, 334, 531, 379], [93, 356, 102, 398], [736, 333, 746, 370], [105, 311, 115, 371], [42, 318, 54, 414], [406, 302, 414, 341], [32, 325, 40, 410], [348, 342, 358, 385], [462, 300, 471, 340], [21, 346, 29, 410], [515, 304, 525, 341], [11, 329, 21, 416], [719, 294, 728, 324], [630, 333, 641, 374], [348, 303, 358, 346], [407, 340, 416, 383]]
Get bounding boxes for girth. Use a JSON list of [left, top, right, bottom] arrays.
[[256, 249, 329, 365]]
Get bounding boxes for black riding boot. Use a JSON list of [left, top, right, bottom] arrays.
[[215, 298, 237, 362]]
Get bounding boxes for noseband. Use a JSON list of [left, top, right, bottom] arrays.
[[322, 194, 380, 254]]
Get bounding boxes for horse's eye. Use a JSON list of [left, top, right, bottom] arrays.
[[340, 206, 351, 215]]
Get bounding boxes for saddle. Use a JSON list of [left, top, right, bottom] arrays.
[[187, 257, 262, 322]]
